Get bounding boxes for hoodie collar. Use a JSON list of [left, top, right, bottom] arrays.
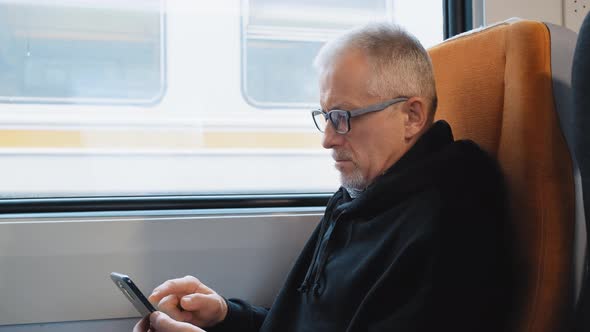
[[336, 120, 455, 217], [383, 120, 454, 176]]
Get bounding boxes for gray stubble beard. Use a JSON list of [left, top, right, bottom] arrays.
[[339, 167, 367, 191]]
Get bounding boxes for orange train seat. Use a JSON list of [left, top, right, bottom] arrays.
[[428, 19, 583, 332]]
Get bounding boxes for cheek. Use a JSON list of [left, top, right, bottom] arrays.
[[347, 117, 403, 168], [346, 140, 371, 170], [361, 131, 404, 167]]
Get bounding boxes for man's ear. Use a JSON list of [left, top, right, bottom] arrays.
[[403, 97, 429, 140]]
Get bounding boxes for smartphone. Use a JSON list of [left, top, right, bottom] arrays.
[[110, 272, 156, 317]]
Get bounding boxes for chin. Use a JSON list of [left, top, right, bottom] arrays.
[[339, 172, 367, 190]]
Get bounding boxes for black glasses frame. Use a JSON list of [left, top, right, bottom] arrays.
[[311, 97, 409, 134]]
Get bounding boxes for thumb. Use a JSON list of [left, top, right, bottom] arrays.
[[132, 316, 150, 332], [150, 312, 204, 332], [150, 312, 176, 330]]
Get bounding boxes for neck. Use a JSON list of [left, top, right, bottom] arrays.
[[345, 186, 364, 199]]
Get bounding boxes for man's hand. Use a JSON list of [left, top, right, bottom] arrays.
[[148, 276, 228, 328], [133, 311, 206, 332]]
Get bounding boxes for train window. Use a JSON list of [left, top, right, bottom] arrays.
[[0, 1, 443, 199], [0, 0, 165, 104], [241, 0, 444, 108]]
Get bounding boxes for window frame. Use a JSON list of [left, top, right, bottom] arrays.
[[443, 0, 482, 39], [0, 193, 332, 214]]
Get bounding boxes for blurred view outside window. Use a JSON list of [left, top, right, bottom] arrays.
[[0, 0, 443, 198], [242, 0, 443, 107], [0, 0, 164, 104]]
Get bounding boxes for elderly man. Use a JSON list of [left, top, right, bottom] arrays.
[[134, 22, 513, 332]]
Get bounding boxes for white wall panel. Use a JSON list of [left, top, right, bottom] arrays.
[[485, 0, 563, 26], [0, 209, 322, 329]]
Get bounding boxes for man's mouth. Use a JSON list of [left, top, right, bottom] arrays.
[[335, 160, 353, 168], [332, 151, 354, 168]]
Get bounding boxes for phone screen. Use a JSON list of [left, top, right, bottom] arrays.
[[110, 272, 157, 317]]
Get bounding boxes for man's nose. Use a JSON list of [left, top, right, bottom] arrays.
[[321, 121, 343, 149]]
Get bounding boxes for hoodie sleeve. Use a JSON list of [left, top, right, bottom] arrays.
[[206, 298, 268, 332]]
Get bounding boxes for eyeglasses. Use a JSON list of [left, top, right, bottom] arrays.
[[311, 97, 409, 134]]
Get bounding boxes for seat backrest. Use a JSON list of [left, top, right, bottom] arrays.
[[428, 19, 577, 332]]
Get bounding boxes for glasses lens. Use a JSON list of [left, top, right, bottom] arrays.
[[329, 111, 349, 134], [312, 110, 327, 132]]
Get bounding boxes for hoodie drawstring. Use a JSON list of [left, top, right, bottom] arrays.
[[298, 209, 345, 296], [297, 225, 325, 293]]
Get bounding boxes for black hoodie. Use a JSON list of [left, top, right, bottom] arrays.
[[209, 121, 514, 332]]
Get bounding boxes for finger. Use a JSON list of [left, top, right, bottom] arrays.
[[179, 293, 210, 311], [158, 295, 191, 322], [150, 276, 212, 304], [150, 312, 205, 332], [133, 316, 150, 332], [181, 293, 228, 327]]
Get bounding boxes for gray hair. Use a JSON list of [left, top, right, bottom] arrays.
[[313, 22, 438, 117]]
